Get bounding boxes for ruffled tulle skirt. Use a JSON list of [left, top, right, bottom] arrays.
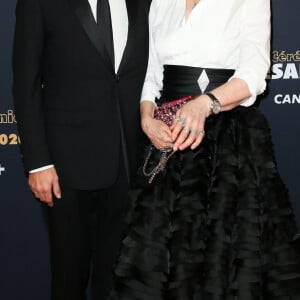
[[109, 106, 300, 300]]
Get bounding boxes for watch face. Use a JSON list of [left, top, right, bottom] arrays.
[[212, 102, 221, 114]]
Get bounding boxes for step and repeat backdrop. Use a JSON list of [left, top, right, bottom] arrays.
[[0, 0, 300, 299]]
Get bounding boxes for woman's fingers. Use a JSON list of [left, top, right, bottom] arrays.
[[171, 114, 187, 142], [172, 114, 198, 151], [170, 97, 209, 151], [145, 119, 174, 150], [151, 135, 173, 150], [173, 125, 190, 151], [178, 128, 199, 151], [153, 130, 174, 149], [160, 125, 173, 140], [190, 128, 205, 150], [143, 101, 208, 151]]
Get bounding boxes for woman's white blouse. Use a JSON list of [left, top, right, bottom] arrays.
[[141, 0, 271, 106]]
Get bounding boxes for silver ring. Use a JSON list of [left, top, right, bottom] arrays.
[[183, 126, 190, 136], [174, 115, 180, 122], [192, 129, 200, 137], [200, 130, 205, 137], [194, 130, 205, 137], [179, 117, 186, 126]]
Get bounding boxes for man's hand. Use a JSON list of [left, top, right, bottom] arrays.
[[29, 167, 61, 207]]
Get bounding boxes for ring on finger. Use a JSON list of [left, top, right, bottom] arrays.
[[193, 129, 205, 137], [183, 126, 190, 136], [179, 117, 186, 126]]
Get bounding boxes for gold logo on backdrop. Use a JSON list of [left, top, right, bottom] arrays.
[[0, 109, 20, 145], [272, 50, 300, 63], [0, 133, 20, 145], [0, 109, 17, 124]]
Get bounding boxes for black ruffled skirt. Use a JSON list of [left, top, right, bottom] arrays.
[[109, 66, 300, 299]]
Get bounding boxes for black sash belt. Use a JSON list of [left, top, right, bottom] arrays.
[[158, 65, 235, 105]]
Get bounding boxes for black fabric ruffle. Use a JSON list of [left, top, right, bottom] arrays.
[[108, 106, 300, 300]]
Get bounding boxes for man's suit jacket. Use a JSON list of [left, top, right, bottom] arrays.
[[13, 0, 151, 190]]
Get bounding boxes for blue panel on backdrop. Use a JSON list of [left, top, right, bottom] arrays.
[[260, 0, 300, 218], [0, 1, 50, 299]]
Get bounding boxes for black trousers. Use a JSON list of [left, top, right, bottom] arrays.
[[45, 160, 129, 300]]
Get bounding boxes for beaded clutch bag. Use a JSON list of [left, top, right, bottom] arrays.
[[153, 95, 194, 126], [143, 95, 194, 184]]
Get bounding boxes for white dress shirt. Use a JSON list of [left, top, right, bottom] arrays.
[[141, 0, 271, 106], [30, 0, 128, 173], [89, 0, 128, 72]]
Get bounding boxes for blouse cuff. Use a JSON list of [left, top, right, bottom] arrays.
[[230, 70, 267, 107], [140, 90, 160, 106]]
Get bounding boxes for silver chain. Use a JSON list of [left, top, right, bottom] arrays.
[[143, 145, 176, 184]]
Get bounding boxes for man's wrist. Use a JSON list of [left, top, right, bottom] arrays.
[[29, 165, 55, 173]]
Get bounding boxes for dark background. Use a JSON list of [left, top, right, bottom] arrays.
[[0, 0, 299, 299]]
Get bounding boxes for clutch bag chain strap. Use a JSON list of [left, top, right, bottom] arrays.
[[143, 145, 176, 184], [143, 96, 193, 184]]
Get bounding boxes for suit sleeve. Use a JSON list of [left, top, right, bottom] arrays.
[[13, 0, 53, 172]]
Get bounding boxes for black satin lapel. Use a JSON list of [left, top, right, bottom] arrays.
[[118, 0, 136, 74], [68, 0, 113, 71]]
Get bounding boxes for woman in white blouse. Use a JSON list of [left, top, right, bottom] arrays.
[[109, 0, 300, 299]]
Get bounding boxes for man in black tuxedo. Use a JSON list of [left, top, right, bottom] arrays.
[[12, 0, 150, 299]]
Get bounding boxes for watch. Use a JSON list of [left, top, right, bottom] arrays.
[[205, 92, 222, 115]]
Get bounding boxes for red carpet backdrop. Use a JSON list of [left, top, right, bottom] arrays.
[[0, 0, 299, 299]]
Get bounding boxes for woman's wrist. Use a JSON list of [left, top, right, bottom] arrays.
[[140, 101, 155, 117], [205, 92, 222, 115], [141, 114, 154, 133], [193, 94, 212, 117]]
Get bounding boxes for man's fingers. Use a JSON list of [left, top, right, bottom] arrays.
[[38, 194, 54, 207], [53, 178, 61, 199], [28, 168, 59, 207], [43, 191, 54, 207], [32, 191, 39, 199], [33, 184, 53, 205]]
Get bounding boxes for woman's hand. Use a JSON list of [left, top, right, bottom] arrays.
[[141, 116, 173, 150], [171, 95, 211, 151], [140, 100, 173, 150]]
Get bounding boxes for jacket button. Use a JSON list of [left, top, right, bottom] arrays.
[[115, 75, 120, 83]]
